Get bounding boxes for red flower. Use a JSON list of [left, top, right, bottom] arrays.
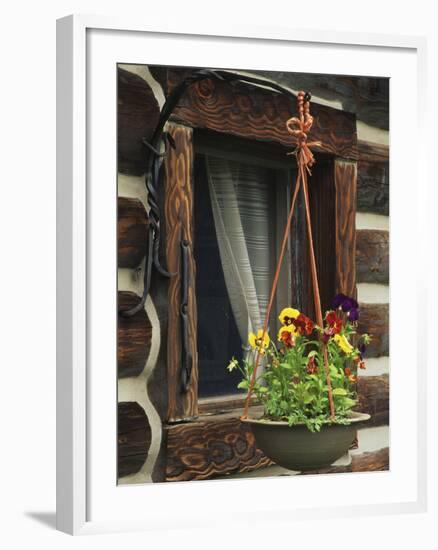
[[325, 310, 343, 335], [293, 313, 314, 336], [279, 329, 295, 348], [359, 360, 366, 370], [306, 356, 318, 375], [344, 367, 352, 376]]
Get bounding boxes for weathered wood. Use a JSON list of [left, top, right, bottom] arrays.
[[164, 123, 198, 421], [118, 197, 148, 268], [351, 447, 389, 472], [165, 409, 273, 482], [358, 303, 389, 357], [357, 141, 389, 215], [309, 158, 337, 315], [118, 67, 161, 175], [356, 229, 389, 284], [301, 447, 389, 475], [357, 160, 389, 215], [334, 159, 357, 299], [358, 140, 389, 163], [118, 402, 151, 478], [118, 291, 152, 378], [167, 69, 358, 160], [356, 375, 389, 427]]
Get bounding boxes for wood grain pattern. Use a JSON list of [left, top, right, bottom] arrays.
[[357, 160, 389, 215], [167, 69, 358, 160], [334, 159, 357, 299], [358, 140, 389, 163], [358, 303, 389, 358], [357, 140, 389, 215], [164, 123, 198, 421], [118, 67, 161, 175], [165, 411, 273, 482], [118, 401, 151, 478], [118, 197, 149, 268], [301, 447, 389, 475], [356, 229, 389, 284], [118, 291, 152, 378], [309, 158, 337, 315], [356, 375, 389, 427]]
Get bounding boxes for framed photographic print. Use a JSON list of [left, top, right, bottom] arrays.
[[56, 15, 427, 535]]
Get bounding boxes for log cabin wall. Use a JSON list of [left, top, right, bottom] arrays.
[[117, 65, 389, 483]]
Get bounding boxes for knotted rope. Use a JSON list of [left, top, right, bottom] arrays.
[[242, 91, 335, 420]]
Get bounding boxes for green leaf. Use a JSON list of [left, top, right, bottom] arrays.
[[332, 387, 348, 396], [303, 392, 314, 404], [237, 380, 249, 390]]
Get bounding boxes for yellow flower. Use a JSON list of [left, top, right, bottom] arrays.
[[278, 324, 297, 340], [279, 307, 300, 326], [248, 329, 270, 353], [334, 333, 354, 355]]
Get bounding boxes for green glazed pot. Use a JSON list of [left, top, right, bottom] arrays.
[[241, 412, 370, 471]]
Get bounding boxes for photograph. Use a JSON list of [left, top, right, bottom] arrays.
[[116, 64, 390, 484]]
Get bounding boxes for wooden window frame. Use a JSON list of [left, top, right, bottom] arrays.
[[162, 69, 358, 423]]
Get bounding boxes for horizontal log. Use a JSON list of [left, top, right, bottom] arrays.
[[301, 447, 389, 475], [118, 402, 151, 478], [167, 69, 358, 160], [356, 375, 389, 427], [358, 303, 389, 357], [118, 291, 152, 378], [165, 408, 273, 482], [118, 67, 161, 175], [118, 197, 148, 268], [358, 140, 389, 163], [357, 159, 389, 215], [356, 229, 389, 284]]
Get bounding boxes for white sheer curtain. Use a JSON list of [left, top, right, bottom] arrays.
[[205, 156, 272, 351]]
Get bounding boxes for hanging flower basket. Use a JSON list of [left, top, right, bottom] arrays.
[[241, 412, 370, 471], [227, 91, 372, 471]]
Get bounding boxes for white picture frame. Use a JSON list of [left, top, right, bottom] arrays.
[[56, 14, 428, 535]]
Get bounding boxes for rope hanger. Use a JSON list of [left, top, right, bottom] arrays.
[[242, 91, 336, 421]]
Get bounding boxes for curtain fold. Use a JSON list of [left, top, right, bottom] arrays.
[[205, 156, 272, 351]]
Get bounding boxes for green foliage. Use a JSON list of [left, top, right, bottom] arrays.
[[228, 308, 371, 432]]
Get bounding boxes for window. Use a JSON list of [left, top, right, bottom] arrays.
[[193, 130, 301, 402]]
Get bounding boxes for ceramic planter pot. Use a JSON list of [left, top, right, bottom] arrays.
[[241, 412, 370, 471]]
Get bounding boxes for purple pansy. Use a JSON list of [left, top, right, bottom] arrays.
[[348, 307, 359, 321], [333, 293, 359, 313]]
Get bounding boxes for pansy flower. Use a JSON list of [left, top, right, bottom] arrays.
[[348, 307, 359, 321], [306, 355, 318, 375], [334, 333, 354, 355], [292, 313, 314, 336], [333, 293, 359, 315], [278, 325, 296, 348], [248, 329, 270, 354], [279, 307, 300, 326], [325, 310, 343, 335]]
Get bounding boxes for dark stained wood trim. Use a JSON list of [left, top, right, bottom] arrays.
[[118, 197, 148, 268], [118, 292, 152, 378], [358, 303, 389, 358], [164, 123, 198, 421], [356, 375, 389, 427], [118, 67, 161, 176], [118, 401, 151, 478], [165, 408, 272, 482], [334, 159, 357, 299], [356, 229, 389, 284], [167, 69, 358, 160]]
